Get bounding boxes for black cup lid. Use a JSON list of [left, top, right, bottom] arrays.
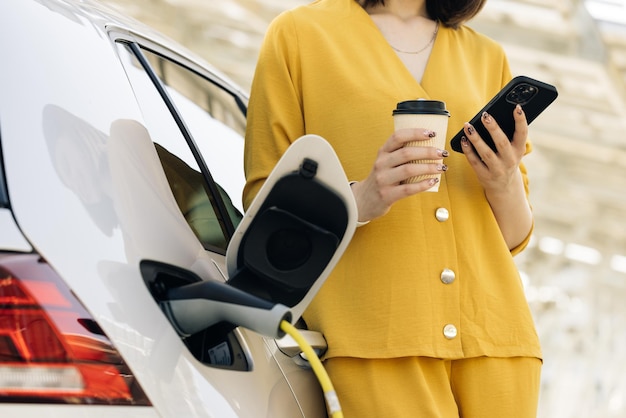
[[392, 99, 450, 116]]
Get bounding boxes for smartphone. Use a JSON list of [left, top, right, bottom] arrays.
[[449, 75, 558, 153]]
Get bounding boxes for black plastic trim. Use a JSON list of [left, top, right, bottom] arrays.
[[125, 41, 237, 238], [0, 120, 10, 208]]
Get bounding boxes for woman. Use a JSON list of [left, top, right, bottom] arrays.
[[243, 0, 542, 416]]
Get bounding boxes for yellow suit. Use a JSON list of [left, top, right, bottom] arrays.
[[244, 0, 541, 363]]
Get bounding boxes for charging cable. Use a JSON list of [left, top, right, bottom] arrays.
[[280, 320, 343, 418]]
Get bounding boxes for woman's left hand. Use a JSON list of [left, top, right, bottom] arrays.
[[459, 104, 533, 250], [459, 104, 527, 193]]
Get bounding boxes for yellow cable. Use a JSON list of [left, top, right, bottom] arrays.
[[280, 320, 343, 418]]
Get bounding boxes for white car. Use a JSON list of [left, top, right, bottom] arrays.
[[0, 1, 355, 416]]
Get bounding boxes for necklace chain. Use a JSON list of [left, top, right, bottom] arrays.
[[389, 21, 439, 55]]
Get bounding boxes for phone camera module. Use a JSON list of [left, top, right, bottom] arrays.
[[506, 83, 538, 106]]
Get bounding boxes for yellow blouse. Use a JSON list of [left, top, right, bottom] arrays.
[[244, 0, 541, 361]]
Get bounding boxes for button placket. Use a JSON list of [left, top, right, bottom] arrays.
[[432, 205, 458, 342]]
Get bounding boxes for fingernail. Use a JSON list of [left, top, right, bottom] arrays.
[[516, 104, 523, 115], [439, 149, 449, 157], [482, 112, 492, 124], [438, 164, 448, 172], [427, 130, 436, 138], [461, 135, 469, 146], [466, 124, 475, 135], [429, 178, 439, 186]]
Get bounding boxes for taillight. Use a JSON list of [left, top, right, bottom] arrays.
[[0, 254, 151, 405]]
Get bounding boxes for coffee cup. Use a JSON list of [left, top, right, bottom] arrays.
[[392, 99, 450, 191]]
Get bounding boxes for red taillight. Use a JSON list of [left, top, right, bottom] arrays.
[[0, 254, 151, 405]]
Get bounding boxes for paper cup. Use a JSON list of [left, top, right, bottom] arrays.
[[392, 100, 450, 191]]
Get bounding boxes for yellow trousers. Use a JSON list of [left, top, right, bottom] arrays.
[[324, 356, 541, 418]]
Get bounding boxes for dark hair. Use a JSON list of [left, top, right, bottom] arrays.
[[358, 0, 487, 29]]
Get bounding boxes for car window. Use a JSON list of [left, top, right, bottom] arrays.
[[114, 40, 244, 253], [139, 47, 247, 215]]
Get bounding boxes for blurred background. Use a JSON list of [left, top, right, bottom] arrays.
[[100, 0, 626, 416]]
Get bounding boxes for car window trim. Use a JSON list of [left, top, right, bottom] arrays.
[[121, 40, 237, 238], [0, 122, 9, 207]]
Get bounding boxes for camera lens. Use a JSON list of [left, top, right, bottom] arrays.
[[507, 83, 537, 105], [266, 228, 312, 271]]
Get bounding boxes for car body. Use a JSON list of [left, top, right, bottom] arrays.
[[0, 0, 333, 416]]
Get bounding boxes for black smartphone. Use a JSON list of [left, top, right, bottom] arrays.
[[450, 75, 558, 153]]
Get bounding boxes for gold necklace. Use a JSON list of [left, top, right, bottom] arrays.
[[389, 21, 439, 55]]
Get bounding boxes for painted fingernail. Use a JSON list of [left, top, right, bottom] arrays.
[[461, 135, 469, 146], [438, 149, 449, 157], [516, 104, 523, 115], [466, 124, 475, 135], [429, 177, 439, 186], [482, 112, 492, 124], [438, 164, 448, 172], [427, 130, 437, 138]]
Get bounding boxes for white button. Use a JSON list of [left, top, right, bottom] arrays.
[[435, 207, 449, 222], [440, 268, 455, 284], [443, 324, 457, 339]]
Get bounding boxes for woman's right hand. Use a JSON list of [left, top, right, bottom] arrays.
[[350, 128, 448, 223]]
